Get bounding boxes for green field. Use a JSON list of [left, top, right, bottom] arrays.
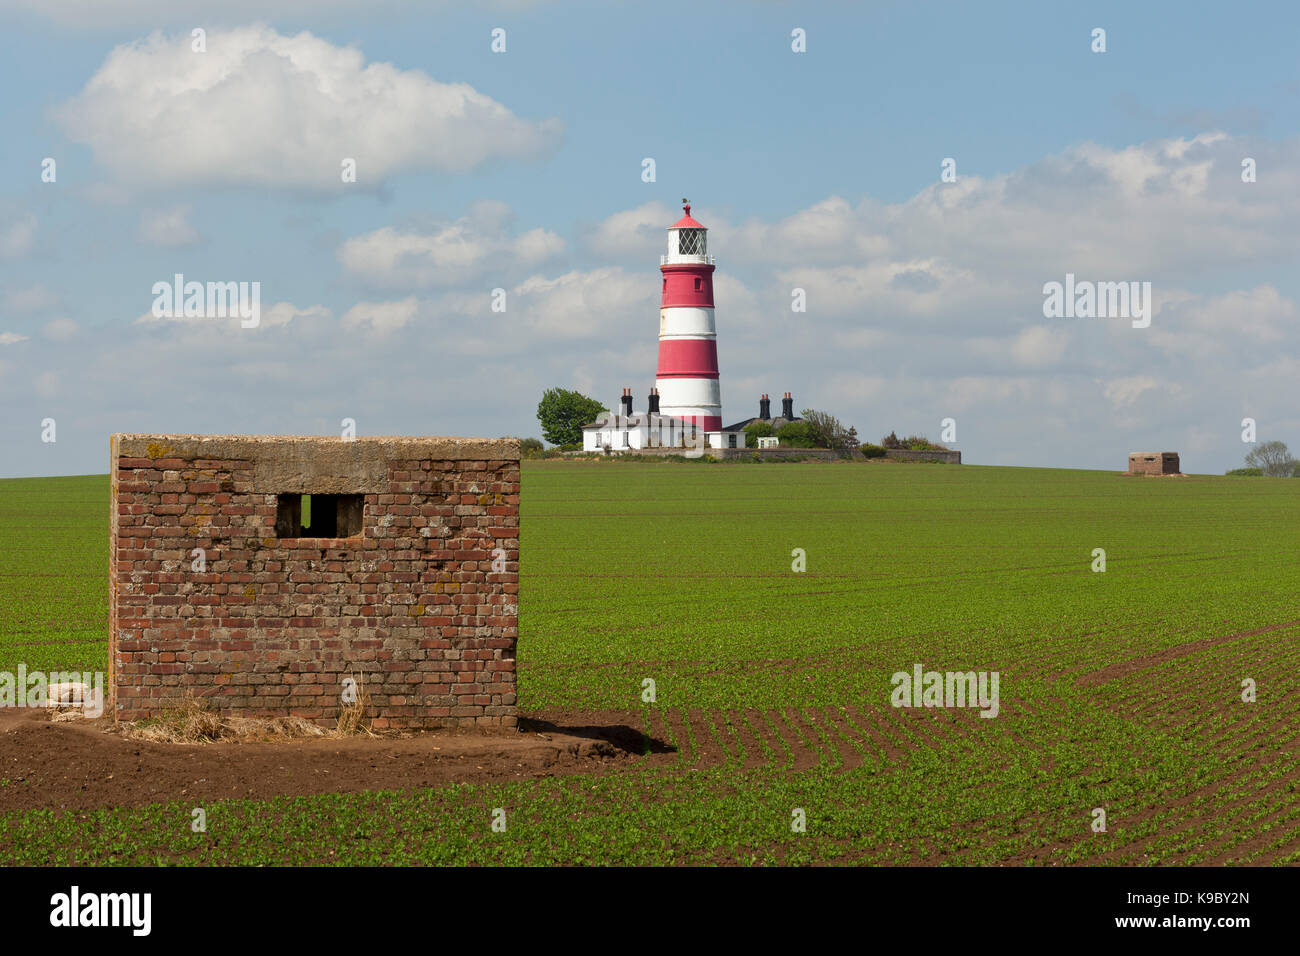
[[2, 461, 1299, 865]]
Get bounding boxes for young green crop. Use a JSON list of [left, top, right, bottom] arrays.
[[0, 462, 1296, 865]]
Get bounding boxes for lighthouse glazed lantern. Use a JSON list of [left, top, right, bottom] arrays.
[[657, 199, 723, 432]]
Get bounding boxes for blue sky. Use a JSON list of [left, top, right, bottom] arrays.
[[1, 0, 1298, 477]]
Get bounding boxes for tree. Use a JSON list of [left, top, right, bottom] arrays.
[[536, 388, 607, 447], [1244, 440, 1295, 477], [801, 408, 859, 456], [777, 421, 814, 447], [519, 437, 544, 458]]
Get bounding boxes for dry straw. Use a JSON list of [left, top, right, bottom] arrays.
[[112, 684, 377, 743]]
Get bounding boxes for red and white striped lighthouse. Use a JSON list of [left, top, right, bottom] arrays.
[[656, 200, 722, 431]]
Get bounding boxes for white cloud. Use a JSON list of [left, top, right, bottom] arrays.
[[34, 371, 58, 397], [1149, 285, 1297, 362], [55, 26, 561, 189], [1009, 326, 1070, 367], [260, 303, 331, 328], [139, 205, 202, 246], [340, 202, 564, 288], [596, 133, 1300, 326], [0, 215, 37, 258], [1101, 376, 1164, 409], [135, 299, 327, 326], [43, 319, 80, 341], [587, 201, 675, 258], [2, 284, 57, 312], [340, 297, 421, 334], [0, 332, 29, 346], [512, 268, 650, 340]]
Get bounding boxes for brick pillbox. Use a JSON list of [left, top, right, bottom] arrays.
[[108, 434, 519, 730]]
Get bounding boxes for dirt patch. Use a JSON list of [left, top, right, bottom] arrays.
[[0, 708, 648, 813], [1077, 619, 1300, 688]]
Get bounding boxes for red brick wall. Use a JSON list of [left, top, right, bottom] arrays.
[[109, 436, 519, 730]]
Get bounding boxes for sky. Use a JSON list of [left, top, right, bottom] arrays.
[[0, 0, 1297, 477]]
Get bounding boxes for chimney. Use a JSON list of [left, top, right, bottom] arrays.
[[782, 392, 794, 419], [759, 394, 770, 420], [648, 387, 660, 414], [621, 387, 633, 417]]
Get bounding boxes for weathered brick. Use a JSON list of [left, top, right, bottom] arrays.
[[109, 434, 520, 731]]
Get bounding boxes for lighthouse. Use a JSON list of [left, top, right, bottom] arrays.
[[656, 199, 722, 431], [579, 199, 747, 454]]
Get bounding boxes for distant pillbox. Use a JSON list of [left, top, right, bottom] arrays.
[[108, 434, 519, 730], [1127, 452, 1181, 476]]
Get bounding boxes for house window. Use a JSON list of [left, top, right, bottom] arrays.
[[728, 434, 737, 448], [622, 431, 629, 447], [276, 494, 363, 538]]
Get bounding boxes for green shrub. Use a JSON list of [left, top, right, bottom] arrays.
[[860, 443, 886, 458], [519, 437, 544, 458], [777, 421, 815, 448], [1225, 467, 1264, 477], [902, 435, 948, 451]]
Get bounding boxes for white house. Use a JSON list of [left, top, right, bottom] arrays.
[[581, 389, 744, 453]]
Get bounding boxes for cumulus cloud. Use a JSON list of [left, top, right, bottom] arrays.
[[340, 202, 564, 288], [340, 297, 422, 334], [1009, 326, 1071, 367], [55, 26, 561, 189], [135, 299, 327, 326], [597, 132, 1300, 325], [1101, 375, 1167, 409], [43, 319, 80, 341], [139, 206, 202, 246], [34, 371, 59, 398], [586, 201, 675, 258], [511, 268, 651, 340], [1148, 285, 1297, 362], [2, 284, 57, 312], [0, 215, 37, 258], [335, 266, 655, 351]]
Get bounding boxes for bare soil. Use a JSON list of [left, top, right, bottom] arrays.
[[0, 708, 663, 813]]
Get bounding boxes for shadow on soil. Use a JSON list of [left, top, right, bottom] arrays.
[[519, 716, 675, 757]]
